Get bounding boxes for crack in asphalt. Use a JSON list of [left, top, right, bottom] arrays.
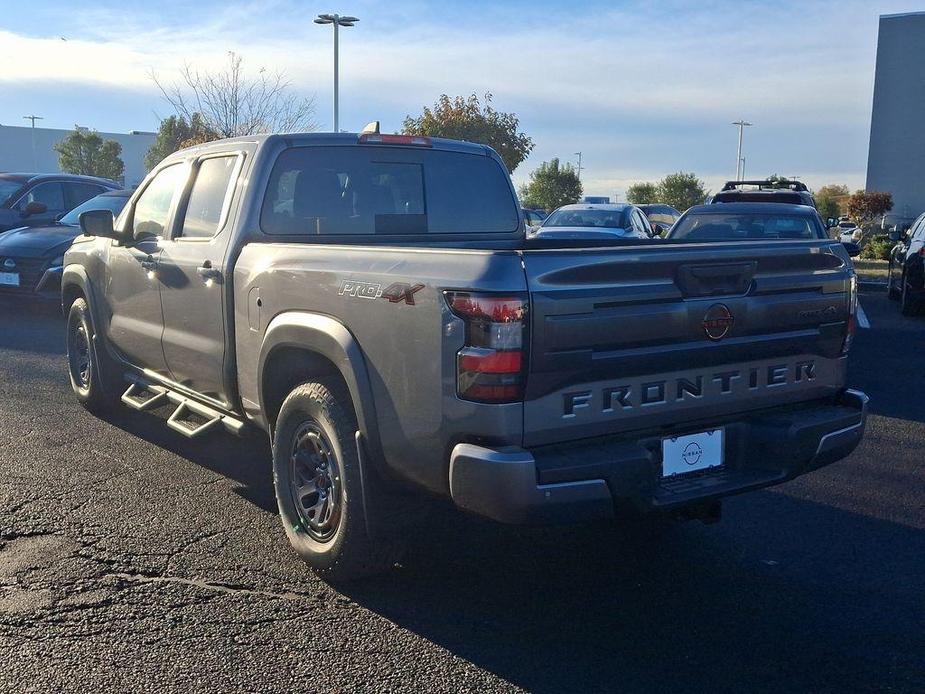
[[107, 572, 317, 603]]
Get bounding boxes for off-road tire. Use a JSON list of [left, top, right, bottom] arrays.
[[66, 297, 121, 413], [272, 381, 405, 582]]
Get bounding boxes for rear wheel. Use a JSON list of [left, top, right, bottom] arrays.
[[888, 262, 901, 300], [66, 297, 120, 412], [272, 380, 406, 581]]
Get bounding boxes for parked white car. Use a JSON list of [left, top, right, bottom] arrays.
[[528, 203, 654, 241], [838, 221, 863, 243]]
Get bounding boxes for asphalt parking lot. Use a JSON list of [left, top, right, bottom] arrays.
[[0, 291, 922, 693]]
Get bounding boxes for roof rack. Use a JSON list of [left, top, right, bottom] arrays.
[[720, 179, 809, 193]]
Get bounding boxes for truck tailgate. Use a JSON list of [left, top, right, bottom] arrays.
[[522, 241, 853, 447]]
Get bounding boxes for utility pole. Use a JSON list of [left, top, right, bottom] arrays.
[[573, 152, 583, 184], [23, 115, 44, 170], [314, 13, 359, 132], [732, 120, 752, 181]]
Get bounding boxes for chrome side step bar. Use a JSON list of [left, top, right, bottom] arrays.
[[120, 379, 245, 438]]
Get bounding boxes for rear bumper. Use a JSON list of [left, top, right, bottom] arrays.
[[449, 389, 868, 524]]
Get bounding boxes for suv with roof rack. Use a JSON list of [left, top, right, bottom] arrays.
[[711, 179, 816, 208]]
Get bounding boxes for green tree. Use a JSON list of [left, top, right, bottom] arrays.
[[402, 93, 534, 173], [626, 182, 659, 205], [518, 158, 582, 211], [815, 184, 850, 220], [657, 171, 708, 211], [846, 190, 893, 230], [144, 113, 218, 170], [54, 128, 124, 180]]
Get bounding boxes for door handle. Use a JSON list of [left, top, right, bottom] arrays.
[[140, 255, 157, 272], [197, 260, 222, 283]]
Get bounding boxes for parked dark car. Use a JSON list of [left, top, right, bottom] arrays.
[[666, 202, 856, 252], [0, 173, 121, 233], [0, 189, 131, 300], [711, 180, 816, 208], [888, 211, 925, 315], [637, 204, 681, 234]]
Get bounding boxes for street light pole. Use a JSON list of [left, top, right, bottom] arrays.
[[574, 151, 582, 184], [23, 115, 44, 170], [732, 120, 752, 181], [314, 13, 359, 133]]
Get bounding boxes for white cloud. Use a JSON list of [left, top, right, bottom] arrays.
[[1, 0, 912, 191]]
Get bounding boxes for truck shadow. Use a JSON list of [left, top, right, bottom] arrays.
[[103, 406, 279, 515], [342, 492, 924, 693]]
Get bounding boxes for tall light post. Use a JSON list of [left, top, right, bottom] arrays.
[[23, 114, 44, 169], [574, 151, 583, 184], [314, 13, 359, 133], [732, 120, 751, 181]]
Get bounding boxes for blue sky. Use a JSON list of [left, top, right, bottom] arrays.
[[0, 0, 922, 196]]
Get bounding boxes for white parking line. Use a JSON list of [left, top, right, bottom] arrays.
[[857, 303, 871, 329]]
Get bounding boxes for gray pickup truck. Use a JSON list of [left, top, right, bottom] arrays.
[[62, 131, 868, 580]]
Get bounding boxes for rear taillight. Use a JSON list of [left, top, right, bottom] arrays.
[[843, 273, 858, 354], [444, 291, 528, 403]]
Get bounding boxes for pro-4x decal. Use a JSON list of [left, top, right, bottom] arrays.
[[339, 280, 424, 305]]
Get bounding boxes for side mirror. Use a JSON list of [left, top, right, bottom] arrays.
[[826, 217, 838, 228], [21, 201, 47, 218], [79, 209, 119, 239], [842, 241, 861, 258]]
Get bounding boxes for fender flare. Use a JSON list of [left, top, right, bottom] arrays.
[[60, 265, 105, 337], [60, 264, 91, 311], [257, 312, 383, 462]]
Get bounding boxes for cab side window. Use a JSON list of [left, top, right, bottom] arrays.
[[64, 182, 106, 210], [15, 182, 66, 216], [178, 156, 238, 239], [632, 209, 650, 234], [132, 165, 185, 238]]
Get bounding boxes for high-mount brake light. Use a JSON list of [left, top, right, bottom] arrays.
[[357, 133, 433, 147], [444, 291, 528, 403]]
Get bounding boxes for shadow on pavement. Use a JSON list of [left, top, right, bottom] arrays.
[[102, 406, 278, 515], [343, 492, 925, 693]]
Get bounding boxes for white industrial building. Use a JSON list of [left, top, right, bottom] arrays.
[[0, 124, 155, 188], [866, 11, 925, 225]]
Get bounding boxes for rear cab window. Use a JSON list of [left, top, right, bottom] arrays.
[[669, 212, 825, 241], [260, 146, 519, 236]]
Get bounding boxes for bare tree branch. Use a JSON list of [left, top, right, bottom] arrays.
[[151, 52, 318, 138]]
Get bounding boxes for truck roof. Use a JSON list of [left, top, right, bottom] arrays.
[[168, 131, 498, 158]]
